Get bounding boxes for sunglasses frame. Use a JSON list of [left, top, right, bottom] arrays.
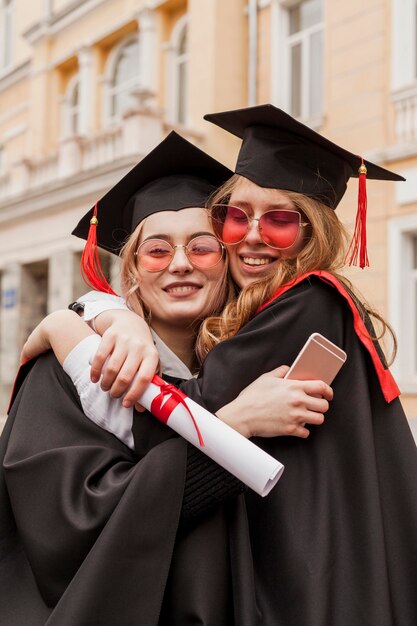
[[135, 235, 225, 272], [210, 204, 309, 250]]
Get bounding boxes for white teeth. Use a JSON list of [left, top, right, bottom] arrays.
[[242, 257, 273, 266], [166, 286, 198, 293]]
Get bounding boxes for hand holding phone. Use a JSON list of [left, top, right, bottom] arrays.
[[284, 333, 347, 385]]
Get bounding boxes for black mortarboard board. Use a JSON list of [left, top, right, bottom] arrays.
[[73, 131, 233, 255], [204, 104, 405, 267], [204, 104, 404, 209], [72, 131, 232, 293]]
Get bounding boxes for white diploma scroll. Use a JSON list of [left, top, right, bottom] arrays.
[[139, 379, 284, 497]]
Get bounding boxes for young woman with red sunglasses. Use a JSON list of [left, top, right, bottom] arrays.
[[183, 108, 417, 625], [58, 106, 417, 625]]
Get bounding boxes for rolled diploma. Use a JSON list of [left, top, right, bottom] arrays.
[[139, 381, 284, 497]]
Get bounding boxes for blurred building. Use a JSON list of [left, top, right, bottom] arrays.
[[0, 0, 416, 435]]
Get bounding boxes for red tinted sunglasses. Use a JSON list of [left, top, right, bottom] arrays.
[[210, 204, 309, 250]]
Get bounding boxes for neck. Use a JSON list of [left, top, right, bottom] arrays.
[[151, 321, 197, 372]]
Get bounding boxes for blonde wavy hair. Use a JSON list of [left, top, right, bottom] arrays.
[[119, 213, 236, 364], [195, 174, 397, 365]]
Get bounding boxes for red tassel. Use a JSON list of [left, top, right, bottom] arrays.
[[344, 158, 369, 269], [80, 202, 118, 295]]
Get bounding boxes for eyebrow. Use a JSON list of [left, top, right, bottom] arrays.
[[142, 231, 215, 242], [231, 200, 294, 211]]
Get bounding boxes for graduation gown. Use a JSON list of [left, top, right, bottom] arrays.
[[180, 273, 417, 626], [0, 353, 256, 626]]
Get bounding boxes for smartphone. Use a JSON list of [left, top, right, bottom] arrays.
[[284, 332, 347, 385]]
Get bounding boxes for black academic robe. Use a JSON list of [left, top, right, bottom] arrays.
[[180, 274, 417, 626], [3, 273, 416, 625], [0, 353, 256, 626]]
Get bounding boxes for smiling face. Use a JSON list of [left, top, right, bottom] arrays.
[[136, 207, 226, 337], [226, 177, 307, 289]]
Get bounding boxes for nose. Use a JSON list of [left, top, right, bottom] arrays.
[[244, 217, 263, 245], [168, 246, 193, 274]]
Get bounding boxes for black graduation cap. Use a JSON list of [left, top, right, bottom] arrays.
[[72, 131, 232, 293], [73, 130, 233, 255], [204, 104, 404, 209], [204, 104, 405, 267]]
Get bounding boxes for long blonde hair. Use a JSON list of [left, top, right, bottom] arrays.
[[119, 214, 236, 363], [196, 175, 397, 364]]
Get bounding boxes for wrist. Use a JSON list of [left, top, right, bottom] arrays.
[[216, 402, 253, 438], [94, 308, 144, 335]]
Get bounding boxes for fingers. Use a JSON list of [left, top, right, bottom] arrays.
[[100, 344, 138, 394], [107, 350, 144, 397], [90, 335, 114, 383], [287, 412, 324, 438], [122, 351, 160, 407], [268, 365, 290, 379], [301, 409, 326, 426], [94, 344, 159, 401], [20, 343, 31, 365], [303, 393, 329, 415], [301, 379, 333, 401], [295, 425, 311, 439], [89, 327, 160, 406]]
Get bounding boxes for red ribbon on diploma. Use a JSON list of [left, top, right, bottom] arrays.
[[150, 374, 205, 446]]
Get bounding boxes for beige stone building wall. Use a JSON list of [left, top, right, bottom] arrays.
[[0, 0, 416, 439]]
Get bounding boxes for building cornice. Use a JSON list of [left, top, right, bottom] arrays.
[[23, 0, 118, 44], [0, 61, 31, 94], [0, 102, 29, 127], [366, 143, 417, 165], [0, 155, 142, 226]]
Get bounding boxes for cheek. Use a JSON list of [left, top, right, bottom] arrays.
[[137, 276, 157, 306], [281, 232, 306, 259], [275, 223, 301, 249], [198, 266, 225, 298], [222, 218, 245, 243]]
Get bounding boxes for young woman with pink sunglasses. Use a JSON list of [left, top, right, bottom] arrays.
[[1, 131, 331, 626], [64, 106, 417, 625]]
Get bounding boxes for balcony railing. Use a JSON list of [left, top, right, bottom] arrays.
[[82, 128, 124, 171], [0, 107, 175, 205]]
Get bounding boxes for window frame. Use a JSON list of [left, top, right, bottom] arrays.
[[391, 0, 417, 90], [103, 33, 142, 126], [270, 0, 324, 124], [389, 209, 417, 391], [62, 74, 81, 139], [166, 15, 189, 126], [0, 0, 14, 73]]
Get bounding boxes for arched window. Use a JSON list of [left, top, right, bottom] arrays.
[[108, 36, 141, 119], [0, 0, 14, 71], [168, 16, 189, 125]]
